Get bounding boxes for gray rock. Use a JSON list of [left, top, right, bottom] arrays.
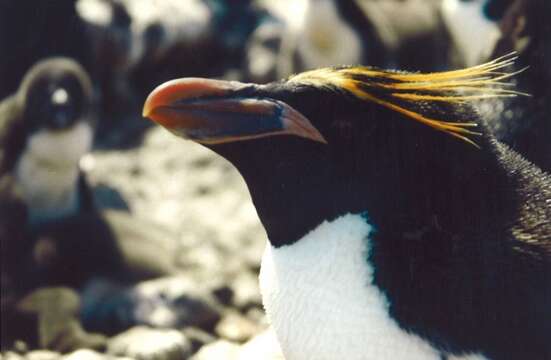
[[17, 288, 79, 316], [215, 312, 263, 343], [107, 326, 191, 360], [101, 209, 180, 280], [189, 340, 240, 360], [244, 308, 268, 327], [60, 349, 133, 360], [228, 272, 262, 311], [131, 276, 222, 330], [238, 329, 284, 360], [17, 288, 106, 353], [85, 128, 267, 285], [61, 350, 103, 360], [25, 350, 60, 360], [1, 352, 25, 360], [83, 125, 269, 348], [181, 328, 216, 354]]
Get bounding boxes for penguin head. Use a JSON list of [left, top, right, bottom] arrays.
[[12, 58, 95, 169], [17, 58, 94, 133], [143, 54, 523, 245]]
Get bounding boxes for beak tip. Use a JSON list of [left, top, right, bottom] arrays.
[[142, 96, 155, 120]]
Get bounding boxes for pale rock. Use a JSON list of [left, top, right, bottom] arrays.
[[17, 288, 106, 353], [61, 349, 103, 360], [215, 312, 263, 343], [26, 351, 60, 360], [238, 329, 284, 360], [189, 340, 241, 360], [107, 326, 191, 360]]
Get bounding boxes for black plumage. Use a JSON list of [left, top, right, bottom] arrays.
[[144, 55, 551, 359], [485, 0, 551, 173]]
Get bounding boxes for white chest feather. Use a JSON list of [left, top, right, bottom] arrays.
[[15, 122, 93, 225], [297, 0, 363, 70], [442, 0, 500, 67], [259, 214, 442, 360]]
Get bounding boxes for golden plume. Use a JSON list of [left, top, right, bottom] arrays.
[[289, 52, 529, 147]]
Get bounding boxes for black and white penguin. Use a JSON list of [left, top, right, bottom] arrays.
[[0, 57, 177, 289], [0, 57, 111, 350], [0, 58, 95, 229], [144, 54, 551, 359], [0, 58, 183, 347]]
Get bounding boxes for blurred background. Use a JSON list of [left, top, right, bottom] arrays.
[[0, 0, 548, 359]]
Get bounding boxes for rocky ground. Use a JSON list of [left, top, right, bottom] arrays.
[[1, 0, 302, 356], [1, 113, 283, 359]]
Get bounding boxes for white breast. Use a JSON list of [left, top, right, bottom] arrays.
[[259, 213, 442, 360], [15, 122, 93, 225], [296, 0, 363, 70]]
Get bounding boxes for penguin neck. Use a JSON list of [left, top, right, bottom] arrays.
[[359, 133, 513, 246], [234, 129, 511, 249]]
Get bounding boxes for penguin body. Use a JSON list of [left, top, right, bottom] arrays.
[[0, 59, 183, 348], [0, 58, 95, 228], [0, 58, 177, 288], [260, 214, 446, 360], [14, 121, 93, 226], [144, 55, 551, 359]]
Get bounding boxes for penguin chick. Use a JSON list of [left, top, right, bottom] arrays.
[[0, 57, 95, 228]]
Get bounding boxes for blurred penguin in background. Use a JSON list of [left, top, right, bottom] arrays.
[[77, 0, 267, 102], [245, 0, 451, 83], [76, 0, 213, 104], [483, 0, 551, 172], [0, 57, 120, 289], [0, 58, 183, 350], [441, 0, 514, 67], [0, 57, 110, 351]]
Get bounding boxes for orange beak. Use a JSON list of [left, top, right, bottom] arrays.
[[142, 78, 326, 145]]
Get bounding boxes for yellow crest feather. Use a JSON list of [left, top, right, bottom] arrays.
[[288, 52, 529, 147]]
